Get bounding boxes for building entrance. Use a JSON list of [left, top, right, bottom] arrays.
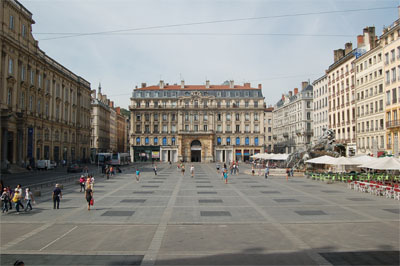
[[190, 140, 202, 162]]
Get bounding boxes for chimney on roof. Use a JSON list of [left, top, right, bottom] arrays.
[[180, 80, 185, 89], [289, 91, 293, 97], [97, 83, 102, 99], [344, 42, 352, 55], [258, 84, 262, 89], [229, 80, 234, 89], [244, 82, 250, 88], [159, 80, 164, 89], [281, 94, 285, 101], [141, 83, 146, 88], [301, 81, 308, 89], [206, 80, 210, 89], [294, 88, 299, 95], [334, 49, 345, 62], [357, 35, 364, 47]]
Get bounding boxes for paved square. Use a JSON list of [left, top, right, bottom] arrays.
[[1, 163, 399, 265]]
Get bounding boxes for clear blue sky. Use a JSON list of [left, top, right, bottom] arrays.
[[21, 0, 398, 108]]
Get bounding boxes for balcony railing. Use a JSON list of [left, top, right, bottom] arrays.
[[386, 120, 400, 128]]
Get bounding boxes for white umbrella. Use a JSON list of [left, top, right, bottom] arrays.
[[270, 153, 289, 160], [330, 156, 360, 166], [358, 157, 400, 170], [305, 155, 336, 164], [349, 155, 378, 165]]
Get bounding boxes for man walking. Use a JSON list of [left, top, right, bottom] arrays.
[[153, 164, 158, 176], [265, 166, 269, 179], [52, 184, 62, 209]]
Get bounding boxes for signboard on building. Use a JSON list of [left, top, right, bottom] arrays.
[[152, 151, 159, 158]]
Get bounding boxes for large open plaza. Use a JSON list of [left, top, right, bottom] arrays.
[[0, 163, 399, 265]]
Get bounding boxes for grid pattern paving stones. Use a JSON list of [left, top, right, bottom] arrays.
[[200, 211, 232, 216], [198, 199, 223, 203], [120, 199, 146, 203], [295, 210, 327, 216], [1, 163, 399, 266], [274, 199, 301, 203], [101, 211, 135, 216]]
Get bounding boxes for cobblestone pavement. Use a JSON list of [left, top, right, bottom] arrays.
[[1, 163, 399, 265]]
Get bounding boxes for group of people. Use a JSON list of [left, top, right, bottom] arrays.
[[1, 184, 34, 213], [251, 162, 270, 179], [229, 161, 240, 175]]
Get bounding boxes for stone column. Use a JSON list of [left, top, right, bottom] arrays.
[[1, 129, 8, 164]]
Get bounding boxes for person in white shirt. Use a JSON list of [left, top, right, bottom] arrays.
[[24, 188, 34, 211], [190, 165, 195, 178]]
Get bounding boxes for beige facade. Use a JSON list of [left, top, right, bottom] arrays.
[[109, 104, 117, 152], [273, 82, 313, 153], [327, 43, 357, 156], [129, 80, 265, 163], [0, 0, 91, 167], [90, 87, 110, 154], [116, 107, 127, 153], [312, 75, 329, 143], [381, 17, 400, 156], [355, 42, 385, 155], [264, 107, 273, 153]]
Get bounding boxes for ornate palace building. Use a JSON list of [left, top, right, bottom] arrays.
[[129, 80, 265, 163], [1, 0, 91, 168]]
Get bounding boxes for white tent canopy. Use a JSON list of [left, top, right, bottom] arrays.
[[358, 157, 400, 170], [305, 155, 336, 164], [331, 156, 361, 166], [349, 155, 378, 165], [250, 153, 289, 161]]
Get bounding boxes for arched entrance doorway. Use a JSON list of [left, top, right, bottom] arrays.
[[191, 140, 202, 162]]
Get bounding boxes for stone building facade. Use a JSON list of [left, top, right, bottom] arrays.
[[129, 80, 265, 163], [1, 0, 91, 167], [90, 87, 110, 155], [327, 42, 357, 156], [312, 74, 329, 143], [116, 107, 127, 153], [264, 107, 273, 152], [273, 82, 313, 153], [354, 37, 385, 155], [381, 16, 400, 156]]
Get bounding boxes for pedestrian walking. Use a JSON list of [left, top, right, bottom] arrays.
[[12, 190, 23, 213], [7, 186, 13, 210], [79, 175, 86, 192], [85, 186, 93, 211], [216, 163, 220, 173], [1, 188, 10, 213], [181, 164, 185, 176], [251, 165, 255, 176], [290, 168, 294, 177], [265, 166, 269, 179], [223, 168, 228, 184], [24, 188, 34, 211], [90, 175, 95, 190], [236, 163, 239, 175], [106, 167, 110, 179], [190, 165, 194, 178], [286, 168, 290, 181], [135, 169, 141, 183], [153, 165, 158, 176], [15, 185, 24, 209], [110, 166, 114, 177], [52, 184, 62, 209]]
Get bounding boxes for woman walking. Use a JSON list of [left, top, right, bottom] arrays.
[[1, 188, 10, 213], [181, 164, 185, 176], [24, 188, 34, 211], [223, 168, 228, 184], [190, 165, 195, 178], [153, 164, 158, 176], [79, 175, 86, 192], [12, 190, 23, 213], [85, 185, 93, 211]]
